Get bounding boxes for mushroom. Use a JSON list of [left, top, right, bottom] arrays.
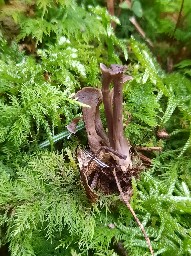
[[75, 87, 109, 153], [100, 63, 133, 171], [100, 63, 115, 148]]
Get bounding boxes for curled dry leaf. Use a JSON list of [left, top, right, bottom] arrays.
[[67, 117, 82, 134]]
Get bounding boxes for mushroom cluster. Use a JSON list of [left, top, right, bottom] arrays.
[[74, 64, 135, 202], [76, 64, 132, 171]]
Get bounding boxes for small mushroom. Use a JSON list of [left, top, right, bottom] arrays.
[[100, 63, 115, 148], [75, 87, 109, 153], [100, 63, 133, 171]]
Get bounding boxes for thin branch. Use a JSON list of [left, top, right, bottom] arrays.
[[172, 0, 185, 39], [106, 0, 115, 16], [106, 0, 116, 28], [138, 153, 152, 165], [129, 16, 153, 47], [113, 169, 154, 256], [135, 146, 162, 152]]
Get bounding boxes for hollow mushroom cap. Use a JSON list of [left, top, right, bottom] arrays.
[[75, 87, 102, 106], [100, 63, 133, 82]]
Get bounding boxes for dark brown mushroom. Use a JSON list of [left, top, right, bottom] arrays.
[[100, 63, 115, 148], [100, 63, 133, 171], [75, 87, 109, 153]]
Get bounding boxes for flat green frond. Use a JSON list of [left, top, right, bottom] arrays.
[[161, 96, 177, 124], [130, 37, 168, 96]]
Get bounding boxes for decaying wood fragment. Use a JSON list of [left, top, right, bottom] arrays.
[[135, 146, 162, 152], [157, 128, 170, 139], [77, 148, 99, 203]]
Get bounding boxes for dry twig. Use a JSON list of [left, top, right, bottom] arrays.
[[135, 146, 162, 152], [129, 16, 153, 47], [113, 169, 154, 256], [172, 0, 185, 39]]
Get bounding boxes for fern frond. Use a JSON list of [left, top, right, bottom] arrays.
[[178, 132, 191, 157], [161, 96, 177, 124], [130, 36, 168, 96]]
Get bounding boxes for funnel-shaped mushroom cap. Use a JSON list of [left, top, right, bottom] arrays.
[[100, 63, 133, 81], [75, 87, 102, 106], [100, 63, 125, 75]]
